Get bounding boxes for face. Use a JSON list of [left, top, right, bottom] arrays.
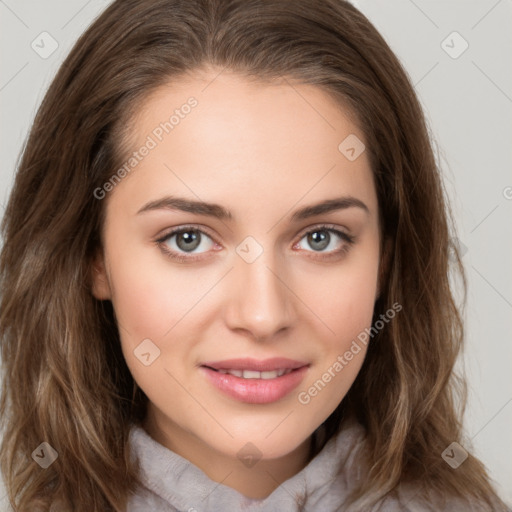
[[92, 67, 381, 465]]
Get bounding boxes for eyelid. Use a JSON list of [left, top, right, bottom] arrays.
[[296, 222, 354, 241], [155, 223, 219, 243], [156, 222, 353, 244]]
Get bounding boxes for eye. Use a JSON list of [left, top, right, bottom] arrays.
[[294, 225, 355, 257], [156, 226, 217, 262], [156, 224, 355, 263]]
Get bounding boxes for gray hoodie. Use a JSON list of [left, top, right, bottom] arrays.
[[126, 419, 507, 512]]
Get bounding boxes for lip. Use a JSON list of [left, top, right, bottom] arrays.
[[201, 357, 308, 372], [200, 360, 310, 404]]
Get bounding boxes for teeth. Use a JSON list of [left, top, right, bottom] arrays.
[[243, 370, 262, 379], [221, 369, 243, 377], [217, 368, 293, 379]]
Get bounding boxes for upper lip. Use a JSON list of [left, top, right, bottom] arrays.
[[201, 357, 309, 372]]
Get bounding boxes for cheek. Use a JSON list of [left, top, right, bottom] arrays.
[[106, 240, 209, 338], [302, 251, 379, 344], [106, 255, 192, 405], [108, 266, 172, 340], [105, 246, 220, 382], [295, 249, 379, 409]]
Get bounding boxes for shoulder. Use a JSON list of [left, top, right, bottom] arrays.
[[126, 487, 180, 512], [380, 483, 512, 512]]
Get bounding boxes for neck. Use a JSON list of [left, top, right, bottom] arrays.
[[142, 404, 313, 499]]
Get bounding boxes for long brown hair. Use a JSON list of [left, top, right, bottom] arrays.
[[0, 0, 508, 510]]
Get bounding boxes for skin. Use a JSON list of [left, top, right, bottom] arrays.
[[91, 67, 383, 499]]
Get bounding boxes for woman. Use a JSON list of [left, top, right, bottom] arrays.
[[0, 0, 509, 510]]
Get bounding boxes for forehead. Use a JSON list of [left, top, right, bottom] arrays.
[[109, 69, 377, 223]]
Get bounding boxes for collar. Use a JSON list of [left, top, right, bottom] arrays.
[[128, 417, 367, 512]]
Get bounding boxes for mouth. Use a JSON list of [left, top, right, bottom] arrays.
[[203, 367, 295, 379], [200, 357, 308, 372], [199, 357, 310, 404]]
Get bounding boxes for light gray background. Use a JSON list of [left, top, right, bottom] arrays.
[[0, 0, 511, 509]]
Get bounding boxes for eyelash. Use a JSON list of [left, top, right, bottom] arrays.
[[155, 224, 356, 263]]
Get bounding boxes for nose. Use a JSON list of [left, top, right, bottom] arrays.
[[224, 250, 295, 341]]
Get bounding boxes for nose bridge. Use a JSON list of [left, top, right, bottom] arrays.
[[226, 242, 293, 339]]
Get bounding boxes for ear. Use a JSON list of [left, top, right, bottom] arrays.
[[376, 236, 392, 301], [90, 249, 112, 300]]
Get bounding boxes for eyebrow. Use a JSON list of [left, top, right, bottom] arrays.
[[136, 195, 370, 221]]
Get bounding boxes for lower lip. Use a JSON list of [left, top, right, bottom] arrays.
[[200, 365, 309, 404]]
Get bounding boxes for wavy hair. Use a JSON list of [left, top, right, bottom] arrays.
[[0, 0, 508, 510]]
